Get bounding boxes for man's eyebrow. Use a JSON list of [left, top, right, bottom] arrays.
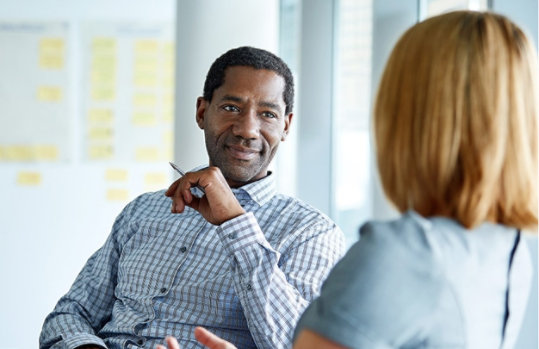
[[220, 95, 283, 113], [259, 101, 282, 113], [220, 95, 244, 103]]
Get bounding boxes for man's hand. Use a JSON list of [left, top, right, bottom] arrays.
[[165, 166, 245, 225], [156, 327, 237, 349]]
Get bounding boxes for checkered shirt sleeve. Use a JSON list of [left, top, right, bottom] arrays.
[[218, 211, 344, 348]]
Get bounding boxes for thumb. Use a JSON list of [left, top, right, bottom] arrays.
[[194, 327, 237, 349]]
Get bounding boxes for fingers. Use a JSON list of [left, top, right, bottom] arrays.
[[162, 336, 180, 349], [165, 169, 211, 215], [194, 327, 237, 349], [156, 330, 236, 349], [165, 179, 180, 197], [166, 178, 192, 214], [164, 167, 244, 224]]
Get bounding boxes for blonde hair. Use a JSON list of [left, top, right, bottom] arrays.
[[374, 11, 538, 230]]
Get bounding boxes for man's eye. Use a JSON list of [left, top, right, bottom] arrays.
[[223, 105, 240, 112], [261, 111, 277, 119]]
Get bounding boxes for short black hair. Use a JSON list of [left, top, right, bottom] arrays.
[[203, 46, 294, 114]]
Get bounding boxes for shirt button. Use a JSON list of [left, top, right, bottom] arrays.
[[137, 339, 144, 345], [246, 283, 252, 291], [229, 232, 237, 239], [160, 287, 167, 293], [179, 246, 187, 253]]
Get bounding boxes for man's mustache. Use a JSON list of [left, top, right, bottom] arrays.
[[225, 136, 263, 152]]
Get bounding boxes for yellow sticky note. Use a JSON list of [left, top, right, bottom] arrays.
[[91, 70, 115, 84], [162, 73, 175, 89], [132, 112, 156, 126], [90, 64, 116, 77], [135, 147, 159, 162], [17, 171, 42, 186], [38, 86, 62, 102], [91, 55, 116, 70], [163, 42, 175, 56], [145, 172, 167, 186], [92, 37, 116, 52], [162, 108, 174, 123], [163, 92, 174, 106], [133, 93, 157, 107], [89, 145, 113, 160], [135, 39, 159, 53], [105, 169, 128, 182], [40, 55, 64, 69], [40, 38, 64, 51], [91, 86, 115, 101], [89, 127, 114, 140], [134, 73, 158, 87], [39, 38, 65, 69], [35, 145, 58, 161], [106, 188, 128, 201], [88, 109, 114, 123], [162, 57, 175, 73], [134, 55, 159, 68], [163, 130, 173, 145], [4, 145, 34, 161], [144, 172, 167, 191], [163, 146, 173, 161], [163, 93, 174, 116]]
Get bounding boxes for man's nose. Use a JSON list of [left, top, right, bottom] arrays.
[[233, 109, 259, 140]]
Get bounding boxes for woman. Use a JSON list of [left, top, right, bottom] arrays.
[[293, 10, 537, 349], [158, 10, 537, 349]]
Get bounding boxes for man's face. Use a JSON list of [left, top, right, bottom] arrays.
[[196, 66, 292, 188]]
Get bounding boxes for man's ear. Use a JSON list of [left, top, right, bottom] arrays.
[[281, 112, 293, 141], [195, 97, 208, 130]]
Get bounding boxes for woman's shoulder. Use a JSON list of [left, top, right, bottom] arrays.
[[356, 211, 446, 262], [320, 211, 449, 314], [296, 212, 448, 347]]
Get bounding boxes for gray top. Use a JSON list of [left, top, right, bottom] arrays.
[[294, 211, 532, 349]]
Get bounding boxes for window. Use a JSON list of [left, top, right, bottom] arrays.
[[333, 0, 373, 245]]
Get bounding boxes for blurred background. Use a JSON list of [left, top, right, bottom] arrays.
[[0, 0, 536, 348]]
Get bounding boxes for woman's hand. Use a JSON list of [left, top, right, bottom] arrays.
[[156, 327, 238, 349]]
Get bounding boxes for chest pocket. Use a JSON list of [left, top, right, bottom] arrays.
[[116, 217, 201, 298]]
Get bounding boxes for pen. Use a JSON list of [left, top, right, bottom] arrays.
[[169, 162, 206, 194], [169, 161, 186, 176]]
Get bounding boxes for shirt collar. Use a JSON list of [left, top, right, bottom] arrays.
[[190, 165, 276, 207], [232, 171, 276, 207]]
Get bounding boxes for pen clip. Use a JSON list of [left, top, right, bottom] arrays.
[[169, 161, 186, 176]]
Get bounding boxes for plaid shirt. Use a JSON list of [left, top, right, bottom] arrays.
[[40, 172, 345, 349]]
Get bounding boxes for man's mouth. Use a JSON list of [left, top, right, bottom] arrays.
[[226, 144, 260, 161]]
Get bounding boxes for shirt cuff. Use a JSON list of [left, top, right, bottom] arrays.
[[63, 333, 107, 349], [218, 212, 275, 254]]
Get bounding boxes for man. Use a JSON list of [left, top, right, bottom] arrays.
[[40, 46, 345, 349]]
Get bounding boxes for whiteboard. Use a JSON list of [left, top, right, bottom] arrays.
[[0, 1, 175, 348]]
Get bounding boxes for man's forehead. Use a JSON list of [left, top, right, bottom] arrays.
[[222, 65, 283, 82], [216, 66, 286, 108]]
